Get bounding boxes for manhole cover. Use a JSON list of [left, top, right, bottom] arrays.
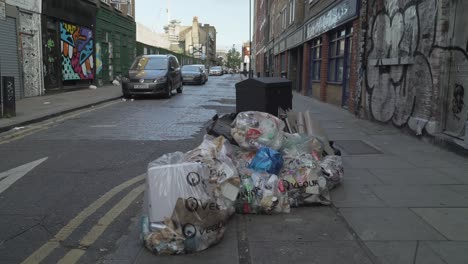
[[334, 140, 382, 155]]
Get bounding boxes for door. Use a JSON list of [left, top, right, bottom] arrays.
[[444, 0, 468, 139], [0, 17, 23, 99], [43, 18, 61, 91]]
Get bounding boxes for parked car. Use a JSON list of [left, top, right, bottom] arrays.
[[209, 66, 223, 76], [192, 64, 208, 82], [181, 65, 207, 85], [121, 54, 183, 98]]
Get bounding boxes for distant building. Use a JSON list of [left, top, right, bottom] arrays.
[[164, 17, 217, 66], [137, 23, 171, 50]]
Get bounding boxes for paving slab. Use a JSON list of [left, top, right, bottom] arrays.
[[343, 155, 415, 169], [341, 169, 384, 185], [437, 167, 468, 184], [370, 185, 468, 207], [339, 208, 446, 241], [245, 207, 354, 242], [446, 185, 468, 198], [416, 241, 468, 264], [249, 241, 372, 264], [411, 208, 468, 240], [368, 168, 462, 185], [365, 241, 417, 264], [331, 184, 387, 208]]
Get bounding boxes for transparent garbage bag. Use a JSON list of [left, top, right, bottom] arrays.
[[280, 152, 331, 206], [231, 111, 285, 150], [235, 168, 290, 214], [185, 135, 241, 213], [282, 133, 326, 161], [319, 155, 344, 190], [143, 152, 231, 255]]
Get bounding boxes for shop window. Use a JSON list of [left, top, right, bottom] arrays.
[[310, 37, 322, 81], [328, 26, 352, 83]]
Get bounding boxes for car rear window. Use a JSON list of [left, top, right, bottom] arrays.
[[130, 57, 168, 70], [182, 65, 200, 71]]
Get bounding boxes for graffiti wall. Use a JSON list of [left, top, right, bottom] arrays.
[[19, 12, 42, 97], [60, 22, 94, 80], [363, 0, 468, 137]]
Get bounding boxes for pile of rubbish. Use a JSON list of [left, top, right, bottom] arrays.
[[141, 110, 343, 255]]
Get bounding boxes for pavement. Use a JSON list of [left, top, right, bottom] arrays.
[[0, 85, 122, 133], [0, 75, 467, 264]]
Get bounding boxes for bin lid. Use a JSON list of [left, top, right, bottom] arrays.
[[235, 77, 292, 89]]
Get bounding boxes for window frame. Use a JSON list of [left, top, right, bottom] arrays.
[[310, 37, 322, 81], [127, 1, 133, 16], [289, 0, 295, 24], [328, 26, 352, 83]]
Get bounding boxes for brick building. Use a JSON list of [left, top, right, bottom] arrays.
[[256, 0, 360, 109], [254, 0, 468, 148]]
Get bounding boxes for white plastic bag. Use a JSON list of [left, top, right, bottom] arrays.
[[231, 111, 285, 150]]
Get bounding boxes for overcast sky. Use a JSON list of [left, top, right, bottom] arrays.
[[135, 0, 253, 51]]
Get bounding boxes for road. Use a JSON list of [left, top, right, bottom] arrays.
[[0, 75, 237, 264]]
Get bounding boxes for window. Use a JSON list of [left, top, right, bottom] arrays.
[[101, 0, 109, 4], [310, 37, 322, 81], [289, 0, 295, 24], [127, 1, 132, 16], [328, 26, 352, 83], [282, 8, 287, 30]]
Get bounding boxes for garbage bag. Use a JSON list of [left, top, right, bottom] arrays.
[[185, 135, 241, 214], [206, 114, 238, 145], [143, 152, 230, 255], [232, 148, 257, 169], [281, 133, 326, 161], [236, 168, 290, 214], [248, 147, 284, 175], [319, 155, 344, 190], [280, 152, 331, 206], [231, 111, 285, 150]]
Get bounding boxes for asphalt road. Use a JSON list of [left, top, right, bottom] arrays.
[[0, 75, 237, 264]]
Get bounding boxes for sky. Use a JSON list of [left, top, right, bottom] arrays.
[[135, 0, 253, 51]]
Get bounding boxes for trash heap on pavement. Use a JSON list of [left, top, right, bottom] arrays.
[[141, 110, 344, 255]]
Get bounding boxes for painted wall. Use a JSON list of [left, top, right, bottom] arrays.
[[362, 0, 468, 137], [60, 22, 94, 80], [19, 11, 42, 97]]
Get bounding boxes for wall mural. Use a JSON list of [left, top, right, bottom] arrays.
[[60, 22, 94, 80], [364, 0, 468, 136]]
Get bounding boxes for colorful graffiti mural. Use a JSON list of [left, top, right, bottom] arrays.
[[60, 22, 94, 80]]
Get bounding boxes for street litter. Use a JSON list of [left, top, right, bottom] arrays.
[[89, 85, 97, 90], [13, 126, 26, 131], [112, 80, 120, 86], [141, 110, 343, 255], [43, 102, 51, 105]]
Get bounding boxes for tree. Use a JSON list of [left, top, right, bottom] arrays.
[[226, 46, 242, 69]]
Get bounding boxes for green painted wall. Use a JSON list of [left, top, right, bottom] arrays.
[[95, 8, 136, 85], [136, 42, 201, 66]]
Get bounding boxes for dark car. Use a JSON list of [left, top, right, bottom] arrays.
[[121, 55, 183, 98], [181, 65, 207, 85], [193, 64, 208, 83]]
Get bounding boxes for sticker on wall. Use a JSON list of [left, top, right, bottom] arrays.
[[60, 22, 94, 80]]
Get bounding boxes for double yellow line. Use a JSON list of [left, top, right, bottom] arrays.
[[21, 174, 145, 264], [0, 100, 121, 145]]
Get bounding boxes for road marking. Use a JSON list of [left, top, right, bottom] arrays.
[[89, 124, 117, 128], [20, 174, 145, 264], [0, 100, 121, 145], [57, 184, 145, 264], [0, 157, 48, 194]]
